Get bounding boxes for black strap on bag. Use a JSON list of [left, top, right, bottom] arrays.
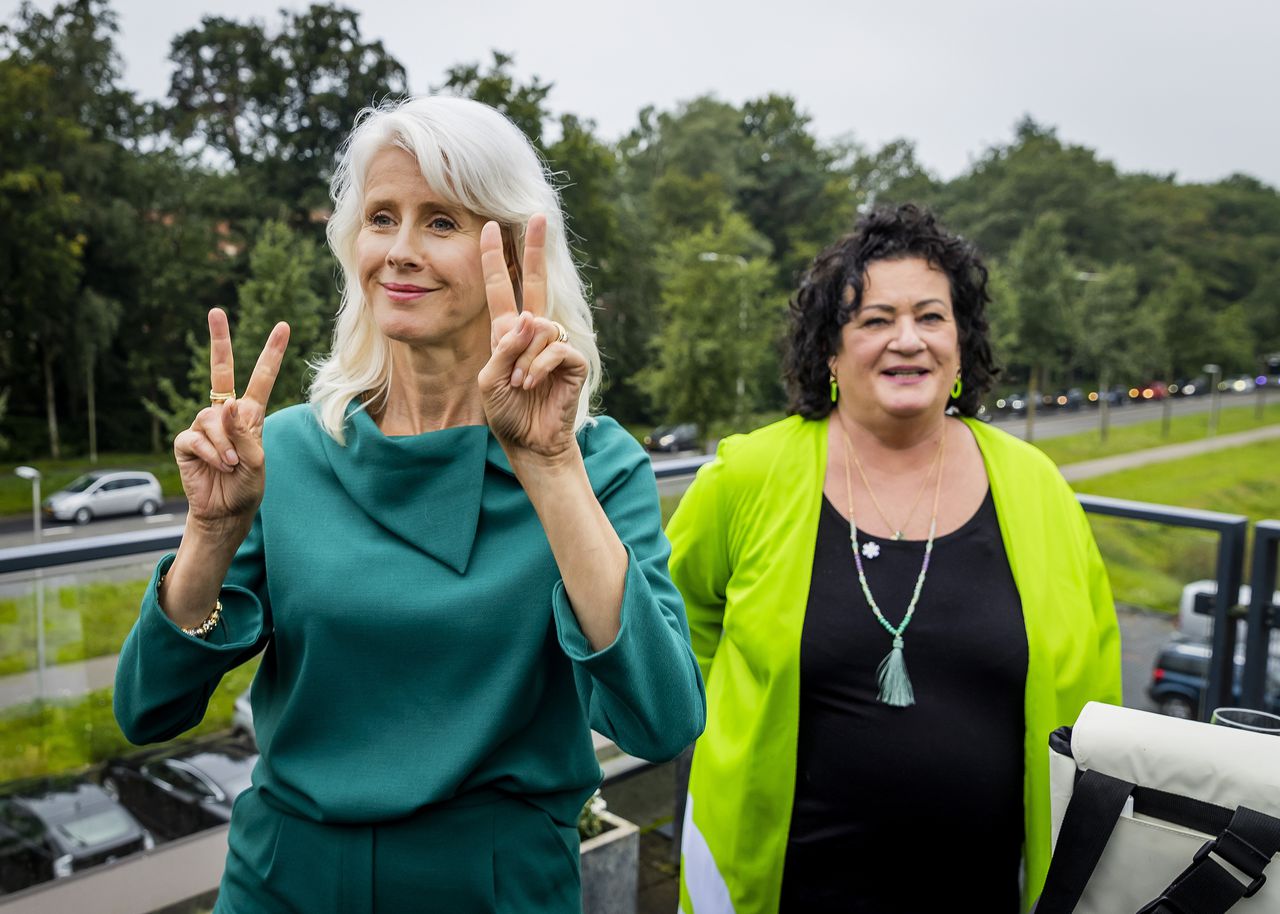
[[1136, 805, 1280, 914], [1034, 727, 1280, 914], [1034, 767, 1136, 914]]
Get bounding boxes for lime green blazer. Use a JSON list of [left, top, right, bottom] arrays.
[[668, 415, 1122, 913]]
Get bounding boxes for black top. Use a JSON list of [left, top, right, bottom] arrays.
[[780, 489, 1028, 913]]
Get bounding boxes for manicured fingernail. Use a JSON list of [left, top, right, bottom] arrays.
[[510, 367, 524, 387], [523, 373, 535, 389], [224, 449, 239, 465]]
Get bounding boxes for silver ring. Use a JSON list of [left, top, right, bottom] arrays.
[[551, 321, 569, 344]]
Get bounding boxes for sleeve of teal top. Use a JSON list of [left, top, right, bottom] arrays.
[[664, 440, 733, 687], [113, 515, 272, 745], [550, 420, 707, 763]]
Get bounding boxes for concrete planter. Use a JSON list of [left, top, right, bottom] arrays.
[[580, 809, 639, 914]]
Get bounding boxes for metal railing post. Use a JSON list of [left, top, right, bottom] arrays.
[[1241, 520, 1280, 708]]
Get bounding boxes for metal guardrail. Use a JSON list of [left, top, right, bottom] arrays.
[[1243, 519, 1280, 708], [1075, 494, 1250, 718]]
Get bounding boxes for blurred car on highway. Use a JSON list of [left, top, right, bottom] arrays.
[[1221, 375, 1256, 394], [1052, 388, 1085, 412], [42, 470, 163, 525], [99, 736, 258, 842], [0, 775, 152, 894], [643, 423, 699, 453]]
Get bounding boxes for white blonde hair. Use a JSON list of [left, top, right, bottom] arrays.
[[310, 95, 601, 443]]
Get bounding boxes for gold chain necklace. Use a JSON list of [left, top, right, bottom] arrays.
[[847, 432, 943, 541]]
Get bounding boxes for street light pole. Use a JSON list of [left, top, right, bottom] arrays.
[[14, 466, 45, 696], [1203, 364, 1222, 437]]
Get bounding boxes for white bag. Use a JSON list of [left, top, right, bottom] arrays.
[[1036, 702, 1280, 914]]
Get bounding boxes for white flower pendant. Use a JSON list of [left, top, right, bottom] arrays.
[[861, 541, 881, 560]]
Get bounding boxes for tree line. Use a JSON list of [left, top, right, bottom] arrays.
[[3, 0, 1279, 460]]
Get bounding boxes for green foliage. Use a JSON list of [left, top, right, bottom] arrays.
[[1, 8, 1279, 457], [438, 51, 551, 149], [166, 4, 408, 214], [638, 214, 780, 441]]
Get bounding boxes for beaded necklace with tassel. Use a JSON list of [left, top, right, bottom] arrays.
[[837, 417, 946, 707]]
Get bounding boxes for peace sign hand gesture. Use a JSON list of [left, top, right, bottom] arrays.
[[477, 215, 588, 464], [174, 308, 290, 539]]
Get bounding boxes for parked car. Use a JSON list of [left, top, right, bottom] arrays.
[[1170, 377, 1208, 397], [0, 776, 152, 894], [1052, 388, 1085, 412], [1148, 635, 1280, 720], [642, 423, 698, 453], [1137, 380, 1169, 401], [99, 736, 258, 842], [42, 470, 163, 525]]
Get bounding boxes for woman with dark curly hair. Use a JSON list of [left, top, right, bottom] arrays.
[[667, 204, 1121, 913]]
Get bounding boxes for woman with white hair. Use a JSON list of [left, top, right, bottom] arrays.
[[114, 96, 706, 912]]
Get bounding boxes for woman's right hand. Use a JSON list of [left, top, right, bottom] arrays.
[[174, 308, 290, 539]]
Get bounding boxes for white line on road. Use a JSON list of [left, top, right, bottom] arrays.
[[41, 527, 72, 537], [145, 514, 175, 523]]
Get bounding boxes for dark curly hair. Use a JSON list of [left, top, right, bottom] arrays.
[[784, 203, 999, 419]]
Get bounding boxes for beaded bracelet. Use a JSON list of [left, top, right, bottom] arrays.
[[159, 573, 224, 640], [182, 600, 223, 639]]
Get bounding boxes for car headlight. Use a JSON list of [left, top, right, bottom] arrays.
[[53, 854, 74, 878], [659, 435, 674, 446], [143, 831, 155, 850]]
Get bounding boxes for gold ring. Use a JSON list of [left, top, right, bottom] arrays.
[[550, 321, 569, 344], [210, 389, 236, 405]]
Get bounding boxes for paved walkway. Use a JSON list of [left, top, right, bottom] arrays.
[[1058, 423, 1280, 481], [0, 652, 118, 710]]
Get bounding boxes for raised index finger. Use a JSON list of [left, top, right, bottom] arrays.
[[481, 221, 518, 323], [242, 322, 291, 408], [208, 308, 235, 396], [520, 214, 547, 317]]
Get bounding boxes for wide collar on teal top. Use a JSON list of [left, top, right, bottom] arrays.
[[315, 401, 517, 575]]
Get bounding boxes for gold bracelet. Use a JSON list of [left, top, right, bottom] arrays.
[[159, 573, 224, 640], [182, 600, 223, 639]]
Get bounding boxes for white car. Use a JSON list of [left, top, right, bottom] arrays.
[[43, 470, 163, 525]]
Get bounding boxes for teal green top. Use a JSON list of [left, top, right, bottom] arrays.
[[114, 404, 706, 828]]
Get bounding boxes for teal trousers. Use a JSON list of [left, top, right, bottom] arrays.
[[215, 788, 582, 913]]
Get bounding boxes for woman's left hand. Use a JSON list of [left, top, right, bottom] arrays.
[[478, 214, 588, 463]]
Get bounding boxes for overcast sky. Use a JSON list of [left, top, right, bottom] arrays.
[[8, 0, 1279, 187]]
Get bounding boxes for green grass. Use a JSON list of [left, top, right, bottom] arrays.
[[0, 659, 257, 781], [0, 452, 181, 517], [1032, 400, 1280, 466], [0, 577, 152, 676], [1071, 439, 1280, 614]]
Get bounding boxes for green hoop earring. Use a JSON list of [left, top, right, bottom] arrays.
[[830, 374, 839, 403], [951, 375, 963, 399]]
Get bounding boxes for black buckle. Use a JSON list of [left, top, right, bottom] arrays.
[[1136, 896, 1186, 914], [1192, 837, 1269, 897]]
